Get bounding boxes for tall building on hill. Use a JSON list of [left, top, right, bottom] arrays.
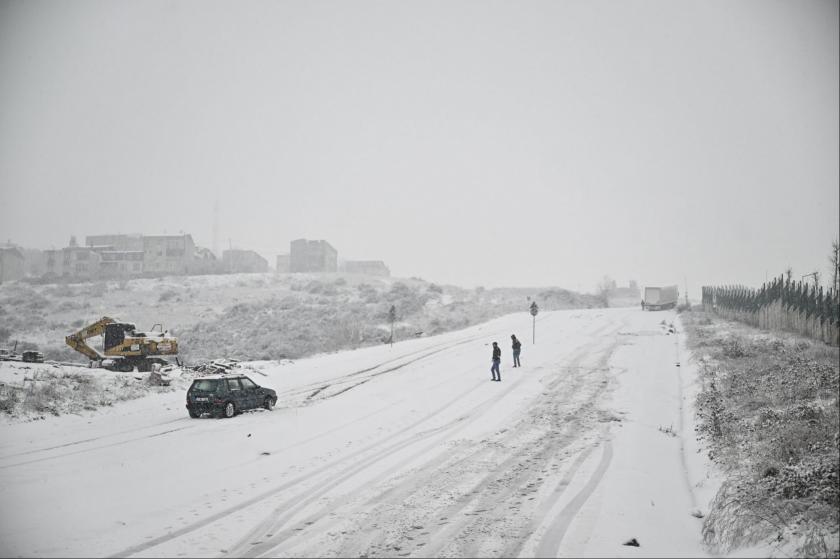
[[44, 240, 102, 279], [0, 246, 25, 283], [85, 234, 143, 251], [143, 234, 196, 274], [290, 239, 337, 273]]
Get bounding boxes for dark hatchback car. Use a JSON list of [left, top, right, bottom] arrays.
[[186, 375, 277, 418]]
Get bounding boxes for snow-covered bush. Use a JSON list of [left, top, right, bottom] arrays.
[[683, 311, 839, 557]]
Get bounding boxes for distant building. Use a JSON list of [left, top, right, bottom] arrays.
[[193, 246, 223, 274], [222, 249, 268, 273], [275, 254, 290, 273], [22, 248, 45, 277], [343, 260, 390, 277], [43, 249, 61, 277], [290, 239, 337, 273], [98, 250, 144, 277], [0, 246, 25, 283], [143, 234, 196, 275], [85, 234, 143, 251], [44, 239, 103, 279], [612, 281, 642, 299]]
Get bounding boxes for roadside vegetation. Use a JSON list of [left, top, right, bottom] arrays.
[[0, 364, 177, 419], [681, 309, 839, 558], [0, 275, 603, 421], [0, 273, 604, 364], [177, 278, 603, 362]]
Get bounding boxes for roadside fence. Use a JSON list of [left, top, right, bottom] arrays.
[[702, 276, 840, 346]]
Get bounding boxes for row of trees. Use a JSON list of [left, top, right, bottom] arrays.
[[702, 273, 839, 345], [702, 276, 839, 324]]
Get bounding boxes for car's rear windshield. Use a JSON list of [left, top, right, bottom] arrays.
[[192, 379, 222, 392]]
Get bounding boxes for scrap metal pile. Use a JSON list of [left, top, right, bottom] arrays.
[[187, 358, 242, 376]]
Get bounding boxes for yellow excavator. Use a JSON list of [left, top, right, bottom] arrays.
[[66, 316, 179, 372]]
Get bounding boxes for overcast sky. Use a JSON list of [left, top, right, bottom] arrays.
[[1, 0, 837, 297]]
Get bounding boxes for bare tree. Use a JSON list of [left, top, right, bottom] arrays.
[[785, 267, 793, 283], [831, 239, 840, 293], [597, 275, 614, 307]]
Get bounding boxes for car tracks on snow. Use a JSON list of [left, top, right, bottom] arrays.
[[107, 312, 627, 558]]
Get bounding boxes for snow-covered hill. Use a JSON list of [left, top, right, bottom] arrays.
[[0, 273, 603, 363]]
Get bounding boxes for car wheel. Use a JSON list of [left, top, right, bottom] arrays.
[[187, 407, 200, 418], [264, 397, 275, 411], [222, 401, 235, 418]]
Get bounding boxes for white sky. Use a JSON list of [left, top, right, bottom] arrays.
[[1, 0, 837, 297]]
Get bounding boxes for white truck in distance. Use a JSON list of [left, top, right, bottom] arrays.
[[643, 285, 679, 310]]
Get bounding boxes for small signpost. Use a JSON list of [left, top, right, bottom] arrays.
[[530, 301, 539, 344]]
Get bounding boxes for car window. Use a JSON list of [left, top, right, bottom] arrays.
[[240, 377, 257, 389], [193, 379, 220, 392], [227, 378, 242, 391]]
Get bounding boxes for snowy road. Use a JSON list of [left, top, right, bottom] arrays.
[[0, 308, 713, 558]]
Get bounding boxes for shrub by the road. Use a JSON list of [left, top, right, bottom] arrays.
[[178, 278, 604, 363], [0, 367, 176, 418], [0, 273, 604, 364], [682, 310, 839, 557]]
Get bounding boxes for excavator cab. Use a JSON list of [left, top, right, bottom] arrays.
[[103, 323, 137, 352]]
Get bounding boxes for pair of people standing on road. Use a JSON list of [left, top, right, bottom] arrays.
[[490, 334, 523, 381]]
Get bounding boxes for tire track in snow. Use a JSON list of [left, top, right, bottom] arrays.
[[440, 335, 621, 558], [225, 371, 539, 557], [533, 439, 614, 558], [272, 323, 623, 558], [0, 424, 196, 469], [4, 333, 484, 470], [107, 361, 521, 558], [278, 332, 487, 403], [0, 416, 188, 461], [107, 310, 620, 558], [247, 316, 621, 555]]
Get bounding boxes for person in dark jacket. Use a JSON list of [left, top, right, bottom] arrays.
[[490, 342, 501, 381], [511, 334, 521, 367]]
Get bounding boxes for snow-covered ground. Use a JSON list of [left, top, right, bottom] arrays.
[[0, 307, 721, 558]]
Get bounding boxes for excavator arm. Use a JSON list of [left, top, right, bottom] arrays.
[[65, 316, 116, 361]]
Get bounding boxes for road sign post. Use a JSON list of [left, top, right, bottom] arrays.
[[529, 301, 539, 344]]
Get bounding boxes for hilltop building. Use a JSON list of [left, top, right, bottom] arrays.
[[194, 247, 223, 274], [85, 234, 143, 251], [22, 248, 45, 277], [98, 250, 144, 276], [0, 246, 25, 283], [142, 234, 196, 275], [290, 239, 337, 273], [42, 234, 203, 279], [44, 237, 103, 279]]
